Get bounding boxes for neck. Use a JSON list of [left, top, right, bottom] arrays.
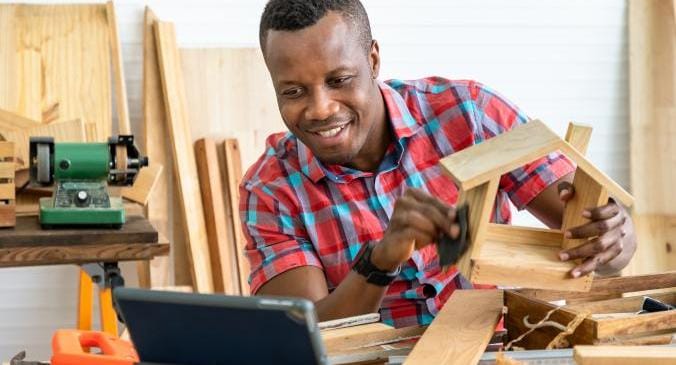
[[346, 84, 391, 172]]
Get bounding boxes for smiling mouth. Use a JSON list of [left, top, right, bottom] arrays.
[[310, 121, 351, 138]]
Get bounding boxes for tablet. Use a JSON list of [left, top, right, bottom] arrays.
[[114, 287, 328, 365]]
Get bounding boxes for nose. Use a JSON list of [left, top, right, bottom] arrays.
[[304, 88, 339, 122]]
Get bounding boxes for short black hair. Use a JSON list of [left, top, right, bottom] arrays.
[[259, 0, 372, 53]]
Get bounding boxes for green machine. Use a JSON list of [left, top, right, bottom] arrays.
[[29, 136, 148, 228]]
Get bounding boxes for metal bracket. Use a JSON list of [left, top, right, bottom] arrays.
[[80, 262, 125, 290]]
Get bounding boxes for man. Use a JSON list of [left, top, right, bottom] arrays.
[[241, 0, 636, 327]]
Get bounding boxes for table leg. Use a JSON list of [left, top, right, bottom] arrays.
[[77, 269, 92, 331]]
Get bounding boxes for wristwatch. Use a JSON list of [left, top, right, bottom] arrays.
[[352, 244, 401, 286]]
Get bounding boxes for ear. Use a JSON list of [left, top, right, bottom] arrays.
[[369, 39, 380, 79]]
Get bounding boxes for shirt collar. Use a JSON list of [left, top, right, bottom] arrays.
[[298, 81, 422, 183]]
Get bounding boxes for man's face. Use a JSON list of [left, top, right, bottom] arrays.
[[263, 12, 381, 167]]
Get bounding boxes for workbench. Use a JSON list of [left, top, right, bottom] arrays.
[[0, 214, 169, 335]]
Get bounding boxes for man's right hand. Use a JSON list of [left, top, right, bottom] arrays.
[[371, 188, 460, 271]]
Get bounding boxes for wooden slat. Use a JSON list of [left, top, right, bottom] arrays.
[[440, 120, 563, 190], [121, 164, 164, 206], [106, 1, 130, 135], [486, 224, 563, 247], [0, 4, 112, 139], [142, 7, 173, 288], [154, 21, 213, 293], [0, 204, 15, 227], [319, 313, 381, 331], [0, 162, 13, 179], [0, 108, 41, 131], [404, 290, 503, 365], [457, 177, 499, 278], [2, 118, 86, 169], [223, 138, 249, 294], [473, 239, 591, 292], [324, 325, 425, 354], [0, 215, 157, 247], [0, 184, 14, 200], [195, 138, 240, 295], [322, 322, 394, 342], [564, 122, 593, 155], [0, 141, 14, 158], [0, 242, 169, 268], [566, 291, 676, 314], [595, 310, 676, 339], [561, 169, 609, 250], [574, 345, 676, 364]]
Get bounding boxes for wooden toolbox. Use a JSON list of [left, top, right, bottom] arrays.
[[0, 141, 15, 227], [505, 272, 676, 349]]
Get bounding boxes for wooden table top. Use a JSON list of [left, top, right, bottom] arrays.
[[0, 215, 169, 267]]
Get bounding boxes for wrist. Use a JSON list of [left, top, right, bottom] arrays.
[[371, 242, 401, 272]]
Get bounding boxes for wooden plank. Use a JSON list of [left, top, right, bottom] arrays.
[[0, 184, 14, 201], [518, 272, 676, 302], [564, 122, 593, 155], [195, 138, 240, 295], [559, 141, 633, 207], [574, 345, 676, 365], [2, 118, 86, 169], [0, 215, 157, 247], [0, 204, 16, 227], [404, 290, 503, 365], [628, 214, 676, 275], [322, 323, 395, 342], [106, 1, 130, 135], [223, 139, 249, 294], [439, 120, 563, 191], [567, 291, 675, 314], [486, 224, 563, 247], [121, 164, 164, 206], [595, 310, 676, 339], [0, 162, 14, 179], [0, 108, 41, 131], [0, 141, 14, 158], [561, 169, 609, 250], [0, 4, 112, 139], [0, 242, 169, 268], [504, 290, 596, 349], [154, 21, 213, 293], [142, 7, 174, 288], [324, 325, 425, 354], [319, 313, 381, 331], [473, 239, 591, 292], [629, 0, 676, 216], [456, 177, 499, 279]]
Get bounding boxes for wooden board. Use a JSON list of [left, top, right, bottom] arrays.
[[456, 177, 498, 278], [179, 48, 285, 171], [319, 313, 381, 331], [564, 122, 593, 155], [1, 118, 86, 168], [486, 224, 563, 247], [105, 1, 130, 135], [121, 164, 164, 206], [223, 139, 250, 294], [561, 169, 608, 250], [0, 242, 169, 268], [629, 214, 676, 275], [0, 215, 158, 247], [195, 138, 240, 295], [142, 7, 174, 288], [0, 4, 112, 140], [0, 108, 41, 132], [574, 345, 676, 365], [324, 325, 425, 354], [404, 290, 503, 365], [440, 120, 563, 191], [155, 21, 214, 293]]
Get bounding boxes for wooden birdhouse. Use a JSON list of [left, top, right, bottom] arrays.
[[439, 120, 634, 292]]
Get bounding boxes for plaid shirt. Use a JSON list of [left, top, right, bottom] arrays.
[[240, 78, 574, 327]]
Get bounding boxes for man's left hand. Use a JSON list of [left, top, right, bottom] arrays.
[[557, 181, 637, 277]]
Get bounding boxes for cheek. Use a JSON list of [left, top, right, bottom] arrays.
[[279, 103, 303, 131]]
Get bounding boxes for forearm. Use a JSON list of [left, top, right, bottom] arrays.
[[315, 270, 388, 321]]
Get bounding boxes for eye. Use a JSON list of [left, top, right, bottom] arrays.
[[328, 75, 353, 87], [281, 87, 304, 99]]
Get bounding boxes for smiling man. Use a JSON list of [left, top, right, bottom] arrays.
[[240, 0, 637, 327]]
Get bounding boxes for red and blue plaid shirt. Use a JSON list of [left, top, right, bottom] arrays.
[[240, 78, 574, 327]]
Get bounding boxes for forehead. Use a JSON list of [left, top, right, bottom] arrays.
[[263, 12, 365, 83]]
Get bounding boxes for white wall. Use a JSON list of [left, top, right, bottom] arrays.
[[0, 0, 627, 360]]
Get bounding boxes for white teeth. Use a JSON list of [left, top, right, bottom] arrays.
[[316, 125, 345, 138]]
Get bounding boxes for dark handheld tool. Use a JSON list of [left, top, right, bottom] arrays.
[[639, 296, 675, 314], [438, 204, 469, 267]]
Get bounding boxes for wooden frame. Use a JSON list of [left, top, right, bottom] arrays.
[[439, 120, 634, 292], [0, 141, 14, 227], [505, 286, 676, 350]]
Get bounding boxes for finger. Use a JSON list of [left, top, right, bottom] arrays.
[[560, 228, 622, 261], [570, 242, 623, 277], [566, 210, 626, 239], [407, 188, 455, 219], [403, 228, 435, 250], [583, 202, 619, 220], [407, 189, 457, 236], [557, 181, 575, 202], [404, 210, 437, 238]]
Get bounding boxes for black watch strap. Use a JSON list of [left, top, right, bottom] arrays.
[[352, 244, 400, 286]]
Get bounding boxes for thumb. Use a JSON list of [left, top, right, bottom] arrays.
[[557, 181, 575, 202]]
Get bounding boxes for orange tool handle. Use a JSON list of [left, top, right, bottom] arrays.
[[52, 329, 139, 365]]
